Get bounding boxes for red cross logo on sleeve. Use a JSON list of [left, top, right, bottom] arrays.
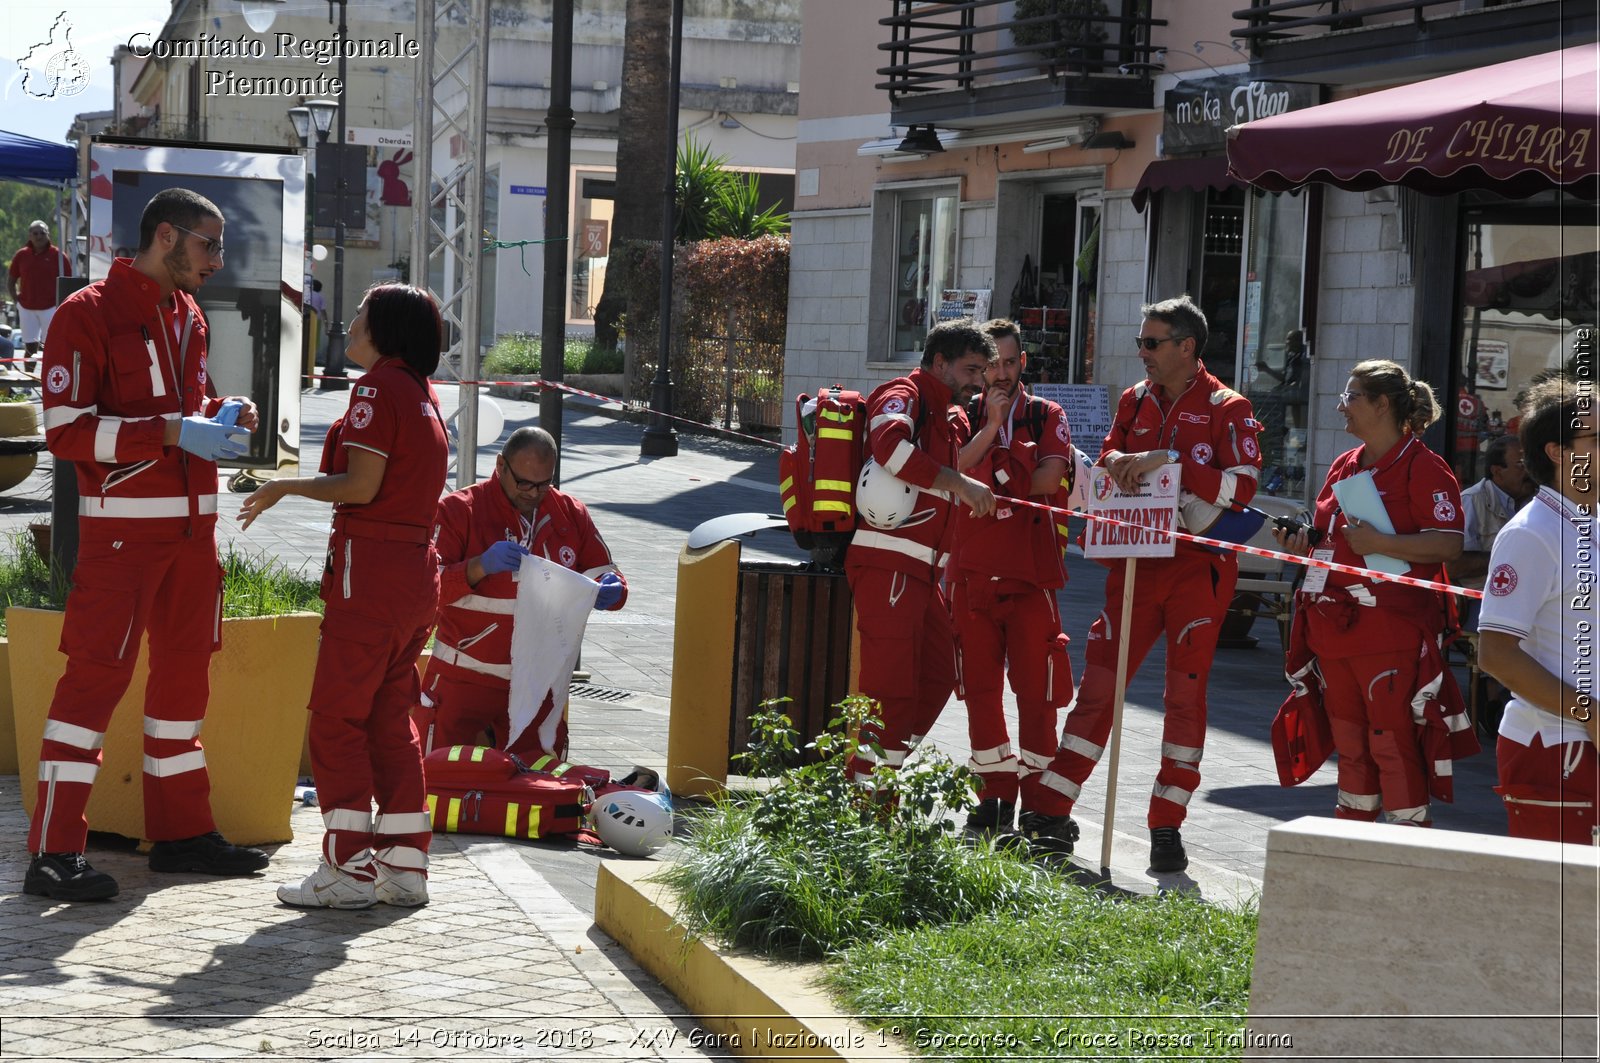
[[1488, 564, 1518, 597]]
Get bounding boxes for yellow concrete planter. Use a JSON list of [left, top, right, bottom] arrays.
[[9, 607, 321, 846], [596, 861, 903, 1062]]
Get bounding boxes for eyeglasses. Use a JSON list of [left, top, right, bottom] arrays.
[[499, 457, 553, 492], [1337, 390, 1369, 405], [170, 224, 225, 261], [1134, 335, 1182, 351]]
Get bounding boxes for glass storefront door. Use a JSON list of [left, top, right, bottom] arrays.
[[1452, 192, 1598, 487], [1238, 189, 1309, 499]]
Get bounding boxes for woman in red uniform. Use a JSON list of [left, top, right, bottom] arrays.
[[239, 284, 448, 908], [1273, 359, 1472, 826]]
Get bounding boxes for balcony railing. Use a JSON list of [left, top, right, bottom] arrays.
[[1232, 0, 1546, 51], [877, 0, 1164, 105]]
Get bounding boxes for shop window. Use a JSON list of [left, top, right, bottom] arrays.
[[890, 192, 959, 357], [1453, 197, 1598, 485], [1238, 190, 1309, 499], [1196, 187, 1245, 389]]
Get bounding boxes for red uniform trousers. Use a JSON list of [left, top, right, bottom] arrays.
[[845, 567, 957, 782], [419, 671, 567, 763], [1496, 734, 1599, 844], [308, 533, 435, 880], [1311, 645, 1432, 826], [953, 577, 1072, 808], [1039, 551, 1235, 827], [30, 536, 222, 853]]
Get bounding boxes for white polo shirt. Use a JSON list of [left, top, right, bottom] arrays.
[[1479, 486, 1599, 746]]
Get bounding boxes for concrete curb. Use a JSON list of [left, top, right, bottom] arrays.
[[594, 861, 903, 1061]]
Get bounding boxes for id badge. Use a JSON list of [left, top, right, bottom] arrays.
[[1301, 548, 1335, 595]]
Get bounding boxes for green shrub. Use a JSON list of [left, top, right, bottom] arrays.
[[657, 697, 1060, 960], [0, 532, 323, 636], [482, 334, 624, 377]]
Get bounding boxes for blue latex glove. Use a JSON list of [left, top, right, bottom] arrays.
[[594, 571, 624, 610], [479, 539, 528, 576], [178, 413, 250, 460], [216, 399, 243, 427]]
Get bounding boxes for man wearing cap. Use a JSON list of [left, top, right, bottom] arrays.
[[1038, 295, 1263, 873], [9, 220, 71, 375]]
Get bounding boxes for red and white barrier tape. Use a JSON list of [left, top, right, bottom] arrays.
[[314, 371, 1485, 600]]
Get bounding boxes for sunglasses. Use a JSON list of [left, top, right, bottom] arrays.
[[499, 457, 553, 492], [1337, 390, 1369, 404], [171, 223, 225, 261], [1134, 335, 1182, 351]]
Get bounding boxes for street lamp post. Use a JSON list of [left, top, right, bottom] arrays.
[[288, 105, 317, 387], [305, 91, 349, 390], [242, 0, 349, 391]]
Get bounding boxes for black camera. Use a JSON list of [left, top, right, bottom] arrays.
[[1272, 514, 1324, 547]]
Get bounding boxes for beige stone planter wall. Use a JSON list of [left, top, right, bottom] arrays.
[[9, 608, 321, 846]]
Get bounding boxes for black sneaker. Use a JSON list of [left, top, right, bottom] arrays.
[[148, 831, 269, 875], [1149, 827, 1189, 873], [963, 797, 1017, 837], [24, 852, 119, 901], [1018, 810, 1079, 855]]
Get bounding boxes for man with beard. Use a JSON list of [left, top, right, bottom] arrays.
[[949, 319, 1079, 851], [844, 317, 996, 785], [25, 188, 266, 901]]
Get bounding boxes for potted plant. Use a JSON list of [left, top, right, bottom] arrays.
[[1011, 0, 1112, 73], [4, 544, 326, 845]]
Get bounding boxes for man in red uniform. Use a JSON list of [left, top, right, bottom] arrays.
[[9, 220, 71, 374], [26, 188, 266, 901], [424, 426, 627, 760], [1040, 295, 1262, 872], [845, 317, 996, 784], [950, 319, 1078, 850]]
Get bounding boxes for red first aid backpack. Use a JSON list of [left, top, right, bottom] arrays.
[[422, 745, 591, 839], [779, 385, 866, 567]]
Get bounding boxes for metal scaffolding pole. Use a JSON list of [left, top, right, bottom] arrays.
[[413, 0, 491, 489]]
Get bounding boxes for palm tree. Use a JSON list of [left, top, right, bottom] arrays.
[[592, 0, 671, 350]]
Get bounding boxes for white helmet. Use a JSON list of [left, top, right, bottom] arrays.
[[592, 790, 673, 857], [856, 459, 919, 529]]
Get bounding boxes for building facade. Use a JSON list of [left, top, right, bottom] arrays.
[[107, 0, 799, 343], [785, 0, 1595, 505]]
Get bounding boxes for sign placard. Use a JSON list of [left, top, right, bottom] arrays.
[[1029, 383, 1112, 458], [937, 288, 991, 322], [1084, 464, 1180, 559], [1163, 76, 1319, 156]]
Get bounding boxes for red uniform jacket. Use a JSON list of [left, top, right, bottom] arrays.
[[846, 367, 970, 580], [432, 480, 626, 689], [41, 258, 226, 543], [952, 392, 1073, 589], [1104, 365, 1262, 560]]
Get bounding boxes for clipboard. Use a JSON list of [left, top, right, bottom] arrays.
[[1330, 472, 1409, 575]]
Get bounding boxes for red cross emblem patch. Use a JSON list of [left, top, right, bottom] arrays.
[[1488, 564, 1517, 597]]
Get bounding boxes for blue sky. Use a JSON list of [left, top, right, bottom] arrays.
[[3, 3, 230, 145]]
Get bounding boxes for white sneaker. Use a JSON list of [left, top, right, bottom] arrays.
[[276, 863, 376, 909], [375, 866, 429, 907]]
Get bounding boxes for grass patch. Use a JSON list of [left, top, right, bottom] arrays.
[[482, 333, 623, 377], [0, 531, 323, 636], [657, 698, 1259, 1060], [828, 890, 1257, 1060]]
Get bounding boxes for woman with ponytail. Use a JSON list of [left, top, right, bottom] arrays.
[[1273, 359, 1477, 825]]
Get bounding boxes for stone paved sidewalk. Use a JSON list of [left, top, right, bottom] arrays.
[[0, 777, 723, 1061]]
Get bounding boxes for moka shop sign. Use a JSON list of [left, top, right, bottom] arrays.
[[1164, 76, 1317, 156]]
